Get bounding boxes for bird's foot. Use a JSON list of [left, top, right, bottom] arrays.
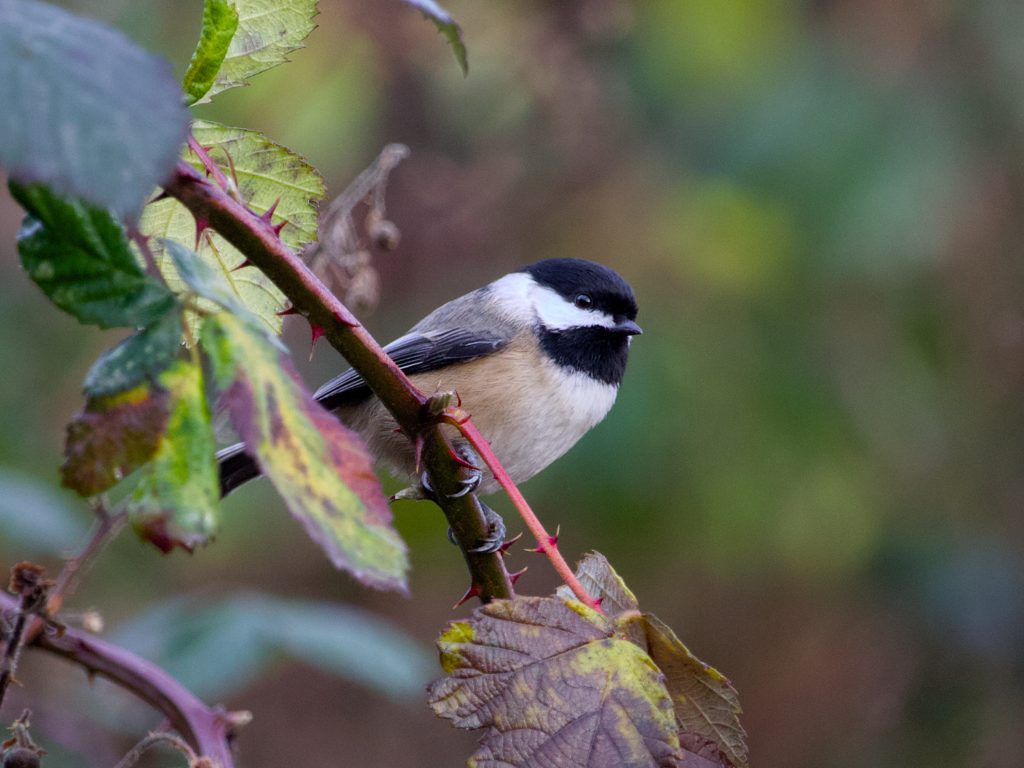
[[447, 501, 507, 554], [419, 442, 483, 499]]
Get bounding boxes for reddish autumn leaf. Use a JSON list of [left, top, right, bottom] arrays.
[[201, 312, 407, 592], [61, 383, 170, 496]]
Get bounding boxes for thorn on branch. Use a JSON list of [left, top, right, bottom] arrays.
[[333, 309, 359, 328], [310, 323, 326, 346], [1, 710, 45, 768], [193, 217, 210, 250], [445, 444, 479, 471], [112, 730, 198, 768], [1, 565, 53, 711], [259, 198, 280, 225], [496, 532, 524, 555], [525, 527, 559, 553], [230, 259, 253, 272], [453, 583, 482, 609], [508, 567, 528, 586]]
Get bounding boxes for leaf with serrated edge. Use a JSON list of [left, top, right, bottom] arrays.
[[643, 615, 749, 768], [0, 0, 189, 216], [558, 550, 641, 618], [563, 553, 749, 768], [12, 183, 177, 329], [201, 313, 407, 591], [163, 238, 268, 332], [84, 311, 183, 398], [127, 360, 219, 554], [141, 119, 325, 335], [428, 596, 682, 767], [62, 384, 171, 497], [183, 0, 240, 105], [195, 0, 318, 104], [402, 0, 468, 75]]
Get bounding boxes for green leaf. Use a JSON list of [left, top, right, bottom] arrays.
[[428, 596, 683, 767], [0, 468, 89, 555], [83, 310, 184, 398], [402, 0, 468, 75], [162, 238, 265, 326], [194, 0, 318, 104], [11, 183, 177, 329], [110, 592, 433, 700], [182, 0, 241, 105], [127, 360, 219, 553], [141, 120, 325, 335], [0, 0, 189, 216], [61, 383, 171, 497], [201, 313, 408, 591]]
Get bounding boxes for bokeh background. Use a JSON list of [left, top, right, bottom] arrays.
[[2, 1, 1023, 766]]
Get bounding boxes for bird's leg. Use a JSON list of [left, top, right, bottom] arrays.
[[465, 500, 507, 553], [412, 440, 506, 554], [419, 439, 482, 498]]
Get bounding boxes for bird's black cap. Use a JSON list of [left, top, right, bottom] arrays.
[[521, 258, 638, 321]]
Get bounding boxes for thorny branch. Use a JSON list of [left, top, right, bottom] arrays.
[[165, 160, 517, 605], [112, 730, 201, 768], [0, 564, 51, 712], [0, 590, 241, 768], [44, 504, 127, 620]]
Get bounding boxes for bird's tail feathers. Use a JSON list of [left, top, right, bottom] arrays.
[[217, 443, 261, 496]]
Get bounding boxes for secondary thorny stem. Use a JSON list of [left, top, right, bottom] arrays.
[[0, 563, 51, 712], [45, 506, 127, 619], [445, 412, 603, 612], [0, 590, 240, 767]]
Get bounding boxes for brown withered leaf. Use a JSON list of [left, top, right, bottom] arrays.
[[61, 383, 170, 496], [644, 615, 748, 768], [555, 553, 749, 768], [428, 596, 682, 767]]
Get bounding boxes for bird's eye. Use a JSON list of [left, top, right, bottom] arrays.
[[574, 293, 593, 309]]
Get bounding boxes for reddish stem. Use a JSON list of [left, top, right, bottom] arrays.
[[444, 410, 603, 612]]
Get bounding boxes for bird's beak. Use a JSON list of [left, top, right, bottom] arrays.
[[614, 319, 643, 336]]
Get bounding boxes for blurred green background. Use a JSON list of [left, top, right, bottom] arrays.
[[2, 1, 1023, 766]]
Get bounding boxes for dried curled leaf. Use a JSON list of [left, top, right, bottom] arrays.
[[644, 615, 748, 768]]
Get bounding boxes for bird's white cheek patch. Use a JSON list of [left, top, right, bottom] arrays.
[[531, 285, 616, 331]]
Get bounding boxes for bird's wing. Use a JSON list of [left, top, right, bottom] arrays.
[[312, 327, 510, 410]]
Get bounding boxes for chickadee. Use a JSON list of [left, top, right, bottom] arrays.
[[218, 258, 640, 545]]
